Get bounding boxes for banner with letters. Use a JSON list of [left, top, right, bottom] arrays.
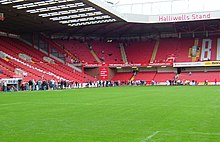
[[204, 61, 220, 66], [99, 67, 108, 80]]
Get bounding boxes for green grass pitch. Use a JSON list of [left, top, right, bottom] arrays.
[[1, 86, 220, 142]]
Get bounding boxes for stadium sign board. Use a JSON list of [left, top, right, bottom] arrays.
[[99, 67, 108, 80], [204, 61, 220, 66], [125, 11, 220, 23], [84, 63, 142, 67], [173, 62, 204, 67], [153, 12, 211, 23], [84, 63, 172, 67], [174, 61, 220, 67], [148, 62, 173, 66], [149, 11, 220, 23]]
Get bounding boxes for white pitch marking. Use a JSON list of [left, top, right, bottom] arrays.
[[141, 131, 160, 142], [163, 130, 220, 136], [0, 102, 25, 106]]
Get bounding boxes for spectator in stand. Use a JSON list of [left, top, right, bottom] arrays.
[[189, 72, 192, 76]]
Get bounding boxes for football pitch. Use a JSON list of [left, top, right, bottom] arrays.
[[1, 86, 220, 142]]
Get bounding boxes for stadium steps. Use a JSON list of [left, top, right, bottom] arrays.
[[119, 43, 128, 63], [90, 49, 101, 63], [150, 40, 160, 63]]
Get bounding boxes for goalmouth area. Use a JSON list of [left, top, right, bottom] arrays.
[[1, 86, 220, 142]]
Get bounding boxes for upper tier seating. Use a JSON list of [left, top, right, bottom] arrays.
[[125, 40, 155, 64], [155, 38, 194, 62], [55, 39, 97, 64], [91, 41, 123, 64]]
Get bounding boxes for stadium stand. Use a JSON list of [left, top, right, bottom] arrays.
[[91, 41, 123, 64], [154, 72, 176, 82], [111, 72, 133, 81], [133, 72, 156, 82], [125, 40, 155, 63], [0, 36, 96, 82], [155, 38, 194, 62], [55, 39, 97, 64], [178, 71, 220, 82]]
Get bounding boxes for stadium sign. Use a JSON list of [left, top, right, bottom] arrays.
[[173, 62, 204, 67], [84, 63, 174, 67], [157, 13, 211, 23], [148, 62, 173, 66], [149, 11, 220, 23], [84, 63, 142, 67], [204, 61, 220, 66], [126, 11, 220, 23], [99, 67, 108, 80], [108, 63, 142, 67]]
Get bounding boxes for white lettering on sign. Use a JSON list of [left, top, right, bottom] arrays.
[[201, 39, 212, 61]]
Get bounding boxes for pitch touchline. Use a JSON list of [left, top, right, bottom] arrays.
[[141, 131, 160, 142], [161, 130, 220, 135], [0, 102, 26, 106]]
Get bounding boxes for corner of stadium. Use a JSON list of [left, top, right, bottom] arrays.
[[1, 0, 220, 141]]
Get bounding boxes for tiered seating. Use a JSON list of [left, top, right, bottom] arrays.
[[154, 72, 176, 82], [0, 37, 96, 82], [55, 39, 96, 64], [0, 38, 56, 81], [155, 38, 194, 62], [91, 41, 123, 64], [0, 62, 15, 78], [134, 72, 156, 81], [179, 72, 220, 82], [125, 40, 155, 63], [111, 72, 133, 81]]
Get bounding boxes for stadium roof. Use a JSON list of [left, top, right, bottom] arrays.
[[106, 0, 220, 15], [0, 0, 220, 37]]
